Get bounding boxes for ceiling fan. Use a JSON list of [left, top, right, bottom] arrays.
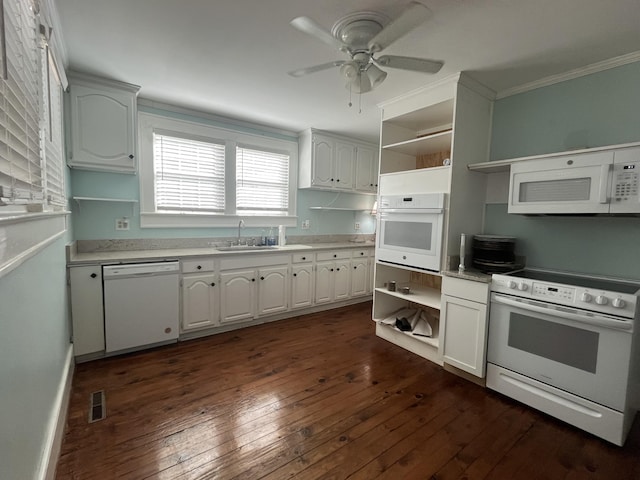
[[288, 2, 443, 94]]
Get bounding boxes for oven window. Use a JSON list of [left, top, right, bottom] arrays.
[[508, 313, 599, 373], [384, 221, 432, 250]]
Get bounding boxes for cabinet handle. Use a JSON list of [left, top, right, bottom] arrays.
[[330, 268, 334, 272], [129, 154, 134, 159], [336, 268, 340, 271], [333, 254, 337, 258], [353, 266, 357, 269], [260, 276, 265, 280], [293, 273, 297, 277], [331, 178, 334, 182], [90, 273, 97, 278], [252, 278, 256, 282], [370, 183, 373, 186], [210, 282, 215, 287], [301, 256, 306, 260], [360, 252, 364, 255], [197, 265, 202, 270], [336, 179, 340, 182]]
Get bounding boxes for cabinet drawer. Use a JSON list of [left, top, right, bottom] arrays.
[[292, 253, 313, 263], [441, 275, 490, 304], [182, 258, 215, 274], [316, 250, 351, 261], [351, 248, 373, 258]]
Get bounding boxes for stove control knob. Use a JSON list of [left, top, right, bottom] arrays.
[[517, 282, 528, 291], [612, 298, 626, 309], [581, 292, 593, 303], [595, 295, 608, 305], [507, 281, 517, 289]]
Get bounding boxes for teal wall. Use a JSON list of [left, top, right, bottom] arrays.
[[487, 61, 640, 279], [0, 237, 71, 480], [491, 61, 640, 160], [70, 104, 376, 241]]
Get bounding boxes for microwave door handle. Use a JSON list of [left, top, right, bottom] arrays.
[[598, 164, 611, 204], [492, 294, 632, 331]]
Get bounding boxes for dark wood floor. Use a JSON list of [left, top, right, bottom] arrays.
[[56, 302, 640, 479]]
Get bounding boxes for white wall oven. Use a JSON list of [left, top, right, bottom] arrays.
[[376, 193, 445, 273], [508, 146, 640, 215], [487, 269, 640, 445]]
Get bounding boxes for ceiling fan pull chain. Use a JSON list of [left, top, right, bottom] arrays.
[[348, 82, 353, 108]]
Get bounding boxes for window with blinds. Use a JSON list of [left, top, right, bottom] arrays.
[[42, 43, 65, 206], [236, 145, 289, 215], [153, 133, 226, 213], [0, 0, 42, 205]]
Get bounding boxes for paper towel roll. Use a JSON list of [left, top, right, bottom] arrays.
[[278, 225, 286, 246]]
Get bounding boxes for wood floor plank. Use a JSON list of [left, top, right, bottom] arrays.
[[56, 302, 640, 480]]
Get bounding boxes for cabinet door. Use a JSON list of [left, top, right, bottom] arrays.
[[368, 258, 375, 294], [258, 266, 289, 316], [69, 83, 137, 172], [333, 260, 351, 300], [355, 145, 377, 192], [69, 266, 105, 356], [182, 274, 218, 331], [311, 134, 334, 187], [314, 261, 333, 304], [334, 141, 355, 190], [220, 270, 256, 324], [441, 294, 488, 377], [350, 259, 368, 297], [291, 264, 314, 309]]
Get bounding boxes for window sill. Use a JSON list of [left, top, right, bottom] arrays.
[[140, 212, 297, 229]]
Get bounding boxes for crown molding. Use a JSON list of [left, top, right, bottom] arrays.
[[496, 50, 640, 99]]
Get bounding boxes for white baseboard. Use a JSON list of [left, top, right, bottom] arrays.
[[38, 345, 74, 480]]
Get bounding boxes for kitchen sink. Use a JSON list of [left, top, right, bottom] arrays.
[[216, 245, 279, 252]]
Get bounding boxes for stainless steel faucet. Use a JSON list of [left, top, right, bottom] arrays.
[[237, 219, 245, 245]]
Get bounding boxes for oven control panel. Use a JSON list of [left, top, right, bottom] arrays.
[[491, 273, 638, 319], [531, 282, 574, 301]]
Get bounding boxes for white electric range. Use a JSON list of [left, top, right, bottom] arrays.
[[487, 268, 640, 446]]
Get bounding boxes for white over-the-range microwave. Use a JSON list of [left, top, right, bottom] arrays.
[[376, 193, 445, 272], [509, 145, 640, 215]]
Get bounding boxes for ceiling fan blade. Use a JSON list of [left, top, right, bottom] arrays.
[[288, 60, 347, 78], [290, 16, 347, 51], [375, 55, 443, 74], [368, 2, 432, 53]]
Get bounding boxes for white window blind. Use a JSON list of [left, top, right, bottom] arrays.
[[0, 0, 42, 204], [153, 133, 225, 213], [41, 40, 65, 206], [236, 145, 289, 215]]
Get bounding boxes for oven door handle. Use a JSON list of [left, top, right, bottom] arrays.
[[492, 294, 633, 331], [379, 208, 443, 215]]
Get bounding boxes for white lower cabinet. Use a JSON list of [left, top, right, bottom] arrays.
[[220, 269, 257, 324], [315, 254, 351, 304], [350, 257, 368, 297], [291, 263, 314, 309], [69, 265, 105, 356], [257, 265, 289, 316], [441, 276, 490, 378], [182, 273, 219, 331]]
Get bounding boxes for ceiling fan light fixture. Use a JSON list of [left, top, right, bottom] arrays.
[[339, 62, 358, 81], [366, 64, 387, 89], [346, 71, 372, 94]]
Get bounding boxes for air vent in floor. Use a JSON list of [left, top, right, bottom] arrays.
[[89, 390, 106, 423]]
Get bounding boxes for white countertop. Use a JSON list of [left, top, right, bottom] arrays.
[[68, 242, 376, 265]]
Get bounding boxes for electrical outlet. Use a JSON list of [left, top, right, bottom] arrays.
[[354, 222, 361, 230], [302, 219, 310, 230], [115, 217, 130, 231]]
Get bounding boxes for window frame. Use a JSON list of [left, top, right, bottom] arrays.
[[138, 112, 298, 228]]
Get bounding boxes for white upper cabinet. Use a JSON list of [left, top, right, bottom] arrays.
[[355, 144, 378, 193], [67, 73, 140, 173], [299, 129, 378, 194]]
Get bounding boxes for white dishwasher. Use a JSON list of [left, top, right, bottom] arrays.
[[103, 261, 180, 353]]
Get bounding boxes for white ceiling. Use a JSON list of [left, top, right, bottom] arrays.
[[55, 0, 640, 144]]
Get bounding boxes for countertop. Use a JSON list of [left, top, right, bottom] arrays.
[[67, 242, 376, 266], [442, 268, 493, 283]]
